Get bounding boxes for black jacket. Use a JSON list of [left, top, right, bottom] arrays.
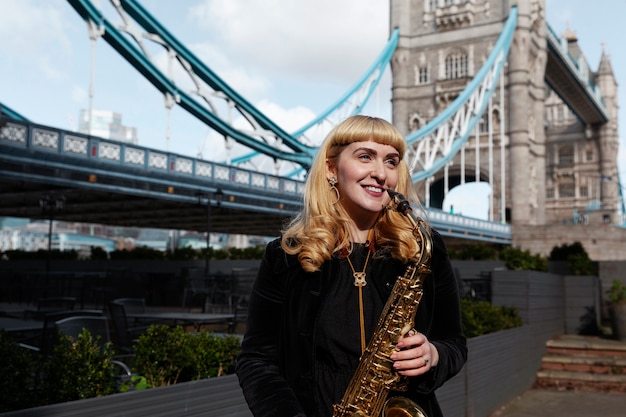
[[236, 230, 467, 417]]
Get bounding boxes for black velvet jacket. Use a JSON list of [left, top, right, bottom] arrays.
[[236, 230, 467, 417]]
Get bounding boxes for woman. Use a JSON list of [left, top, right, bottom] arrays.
[[236, 115, 466, 417]]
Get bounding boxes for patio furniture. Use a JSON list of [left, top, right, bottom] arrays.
[[108, 300, 150, 353], [55, 315, 132, 379]]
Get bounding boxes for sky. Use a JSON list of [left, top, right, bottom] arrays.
[[1, 0, 625, 221]]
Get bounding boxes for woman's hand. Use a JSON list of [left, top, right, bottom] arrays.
[[390, 329, 439, 376]]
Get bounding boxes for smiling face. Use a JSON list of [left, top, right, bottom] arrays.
[[327, 139, 401, 229]]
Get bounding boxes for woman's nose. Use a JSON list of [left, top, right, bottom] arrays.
[[370, 161, 387, 182]]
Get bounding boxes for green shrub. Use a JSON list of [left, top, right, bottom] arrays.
[[499, 247, 547, 271], [132, 325, 191, 387], [133, 325, 241, 387], [549, 242, 597, 276], [89, 246, 109, 260], [549, 241, 586, 261], [461, 298, 523, 338], [40, 329, 117, 405], [165, 246, 200, 260], [1, 249, 79, 260], [185, 331, 241, 379], [110, 246, 164, 260], [607, 280, 626, 303], [0, 331, 36, 412], [448, 243, 501, 260], [567, 253, 597, 276]]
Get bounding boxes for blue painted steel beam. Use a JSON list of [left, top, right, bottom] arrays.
[[408, 7, 517, 182], [117, 0, 312, 156], [66, 0, 314, 167], [291, 28, 399, 138], [545, 24, 608, 124], [0, 102, 30, 121]]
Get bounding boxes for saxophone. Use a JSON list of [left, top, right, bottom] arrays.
[[332, 189, 433, 417]]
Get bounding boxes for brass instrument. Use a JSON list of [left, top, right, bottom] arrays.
[[332, 189, 433, 417]]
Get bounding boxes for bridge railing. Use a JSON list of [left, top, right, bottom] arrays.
[[0, 118, 305, 201], [1, 117, 511, 243], [425, 207, 511, 244]]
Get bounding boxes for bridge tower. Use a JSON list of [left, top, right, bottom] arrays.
[[389, 0, 621, 233]]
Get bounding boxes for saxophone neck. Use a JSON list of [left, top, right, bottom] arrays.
[[386, 189, 420, 229], [386, 189, 432, 259]]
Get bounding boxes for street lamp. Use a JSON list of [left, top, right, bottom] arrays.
[[197, 189, 224, 279], [39, 195, 65, 295]]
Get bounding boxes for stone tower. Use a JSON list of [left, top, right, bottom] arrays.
[[389, 0, 620, 229]]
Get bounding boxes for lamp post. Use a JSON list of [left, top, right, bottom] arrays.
[[40, 195, 65, 296], [198, 189, 224, 280]]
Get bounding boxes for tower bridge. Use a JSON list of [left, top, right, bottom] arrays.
[[0, 0, 624, 260]]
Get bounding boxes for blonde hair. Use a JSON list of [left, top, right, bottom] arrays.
[[281, 115, 427, 272]]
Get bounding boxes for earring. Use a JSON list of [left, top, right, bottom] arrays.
[[329, 176, 340, 204]]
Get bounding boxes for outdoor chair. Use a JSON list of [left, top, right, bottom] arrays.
[[19, 309, 104, 357], [55, 315, 132, 380], [108, 300, 150, 353], [111, 298, 146, 315]]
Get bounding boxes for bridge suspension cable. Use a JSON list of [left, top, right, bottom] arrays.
[[405, 7, 518, 184], [67, 0, 397, 174]]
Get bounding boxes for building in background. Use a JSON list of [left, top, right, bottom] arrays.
[[78, 109, 138, 145]]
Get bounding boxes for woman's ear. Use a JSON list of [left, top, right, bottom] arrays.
[[325, 159, 336, 182]]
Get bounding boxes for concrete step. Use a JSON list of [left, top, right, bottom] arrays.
[[545, 334, 626, 358], [541, 354, 626, 374], [535, 335, 626, 393], [535, 370, 626, 392]]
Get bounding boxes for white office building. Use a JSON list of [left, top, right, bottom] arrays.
[[78, 109, 138, 145]]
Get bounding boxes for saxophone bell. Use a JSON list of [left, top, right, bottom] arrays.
[[383, 397, 428, 417]]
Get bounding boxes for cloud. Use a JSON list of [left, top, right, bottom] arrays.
[[255, 100, 316, 133], [444, 183, 491, 220], [188, 0, 388, 83], [0, 0, 71, 60], [71, 85, 88, 105]]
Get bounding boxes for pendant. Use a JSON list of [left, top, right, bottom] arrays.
[[353, 272, 367, 286]]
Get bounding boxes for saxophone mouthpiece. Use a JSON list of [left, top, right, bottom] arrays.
[[386, 188, 401, 200], [386, 189, 412, 215]]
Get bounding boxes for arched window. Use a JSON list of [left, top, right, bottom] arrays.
[[409, 113, 425, 132], [445, 51, 468, 79], [478, 113, 489, 133], [558, 145, 574, 164]]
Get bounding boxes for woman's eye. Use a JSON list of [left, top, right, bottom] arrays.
[[385, 158, 399, 167]]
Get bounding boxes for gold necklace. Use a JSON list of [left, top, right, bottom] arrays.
[[345, 228, 375, 286], [346, 247, 371, 287], [345, 230, 374, 354]]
